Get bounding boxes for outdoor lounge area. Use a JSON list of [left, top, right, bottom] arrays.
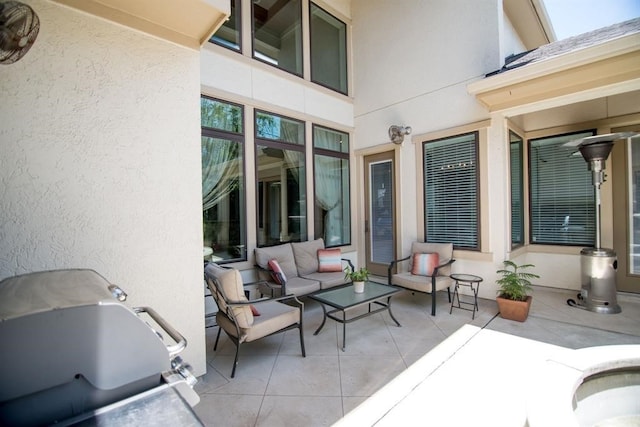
[[193, 284, 640, 426]]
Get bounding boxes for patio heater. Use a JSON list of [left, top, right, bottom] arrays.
[[564, 132, 637, 314]]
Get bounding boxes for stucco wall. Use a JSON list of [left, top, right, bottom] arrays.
[[0, 0, 206, 374]]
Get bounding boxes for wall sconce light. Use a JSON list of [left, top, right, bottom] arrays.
[[389, 125, 412, 145]]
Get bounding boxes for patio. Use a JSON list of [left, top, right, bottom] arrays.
[[193, 284, 640, 426]]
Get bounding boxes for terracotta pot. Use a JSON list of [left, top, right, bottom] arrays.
[[353, 281, 365, 293], [496, 295, 532, 322]]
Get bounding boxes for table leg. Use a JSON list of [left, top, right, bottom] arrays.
[[387, 297, 402, 327], [314, 303, 328, 335], [342, 310, 346, 352]]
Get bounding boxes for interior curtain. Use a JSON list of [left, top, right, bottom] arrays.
[[314, 132, 342, 242], [202, 137, 238, 211]]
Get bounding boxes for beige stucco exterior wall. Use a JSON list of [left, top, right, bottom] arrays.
[[351, 0, 507, 298], [0, 0, 206, 374]]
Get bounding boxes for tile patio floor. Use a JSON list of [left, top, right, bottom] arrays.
[[193, 284, 640, 427]]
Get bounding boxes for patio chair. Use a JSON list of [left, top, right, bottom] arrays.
[[204, 263, 305, 378], [387, 242, 455, 316]]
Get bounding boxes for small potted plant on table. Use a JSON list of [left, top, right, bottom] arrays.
[[496, 260, 539, 322], [344, 266, 370, 293]]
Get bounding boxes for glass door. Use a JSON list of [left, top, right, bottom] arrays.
[[612, 128, 640, 293], [364, 152, 396, 277]]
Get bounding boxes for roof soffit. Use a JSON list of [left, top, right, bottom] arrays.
[[504, 0, 554, 49], [52, 0, 230, 49]]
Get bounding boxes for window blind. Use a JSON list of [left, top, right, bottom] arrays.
[[510, 133, 524, 247], [529, 131, 595, 246], [423, 133, 479, 249]]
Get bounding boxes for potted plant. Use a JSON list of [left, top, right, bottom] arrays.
[[495, 260, 539, 322], [344, 266, 370, 293]]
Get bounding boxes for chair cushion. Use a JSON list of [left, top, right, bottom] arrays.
[[302, 271, 348, 289], [283, 276, 321, 296], [204, 263, 253, 329], [317, 248, 342, 272], [255, 244, 298, 279], [391, 272, 453, 294], [291, 238, 325, 275], [268, 259, 287, 285], [411, 253, 439, 276]]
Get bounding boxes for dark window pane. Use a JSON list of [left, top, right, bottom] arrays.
[[253, 0, 302, 76], [310, 3, 347, 94], [210, 0, 241, 51]]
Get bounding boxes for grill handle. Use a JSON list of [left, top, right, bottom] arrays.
[[133, 306, 187, 356]]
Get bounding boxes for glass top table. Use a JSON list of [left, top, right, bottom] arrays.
[[309, 281, 402, 351]]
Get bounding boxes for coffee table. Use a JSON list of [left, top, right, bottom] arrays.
[[309, 281, 402, 351]]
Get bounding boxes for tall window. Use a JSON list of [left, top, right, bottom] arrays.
[[256, 111, 306, 246], [529, 130, 596, 245], [201, 96, 246, 262], [510, 131, 524, 248], [253, 0, 303, 76], [423, 133, 479, 249], [313, 125, 350, 246], [210, 0, 241, 51], [310, 3, 347, 94]]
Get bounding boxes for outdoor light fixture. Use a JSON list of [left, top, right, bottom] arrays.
[[389, 125, 412, 145]]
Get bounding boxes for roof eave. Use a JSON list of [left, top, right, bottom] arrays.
[[467, 33, 640, 114]]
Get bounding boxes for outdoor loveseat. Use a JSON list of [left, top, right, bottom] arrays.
[[254, 238, 354, 297]]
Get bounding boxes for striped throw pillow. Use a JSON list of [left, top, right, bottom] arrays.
[[411, 253, 439, 276], [268, 259, 287, 285], [318, 248, 342, 272]]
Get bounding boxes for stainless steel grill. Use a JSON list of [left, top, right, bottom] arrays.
[[0, 269, 201, 426]]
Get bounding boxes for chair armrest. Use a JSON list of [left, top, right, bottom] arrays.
[[387, 255, 411, 284], [433, 258, 455, 276], [342, 258, 354, 271], [254, 264, 288, 295]]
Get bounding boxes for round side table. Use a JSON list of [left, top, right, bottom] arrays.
[[449, 273, 483, 319]]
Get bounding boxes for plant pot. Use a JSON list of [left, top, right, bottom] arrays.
[[353, 281, 365, 293], [496, 295, 532, 322]]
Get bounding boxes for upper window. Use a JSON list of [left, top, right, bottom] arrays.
[[310, 3, 347, 94], [510, 131, 524, 248], [253, 0, 303, 76], [256, 111, 306, 246], [529, 130, 596, 246], [423, 132, 479, 250], [313, 125, 350, 246], [210, 0, 241, 51], [201, 96, 246, 262]]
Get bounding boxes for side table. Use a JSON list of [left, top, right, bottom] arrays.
[[449, 273, 483, 319]]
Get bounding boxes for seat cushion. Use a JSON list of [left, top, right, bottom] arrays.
[[291, 238, 325, 275], [244, 300, 300, 343], [205, 264, 253, 329], [317, 248, 343, 272], [284, 276, 321, 296], [255, 244, 298, 279], [302, 271, 348, 289], [391, 272, 453, 294]]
